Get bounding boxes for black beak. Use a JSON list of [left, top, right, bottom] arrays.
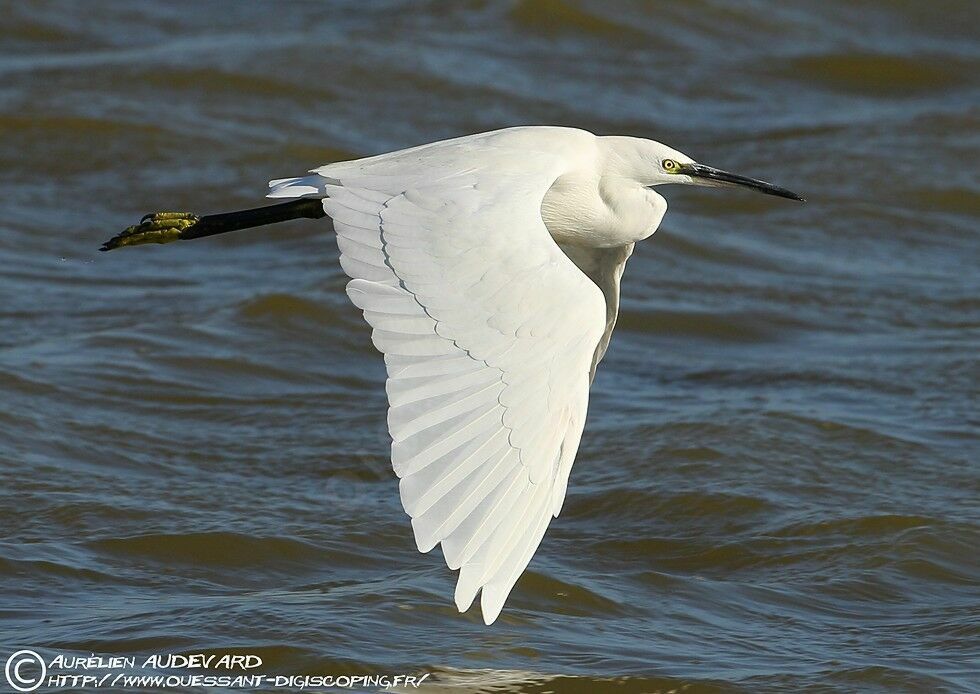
[[679, 163, 805, 202]]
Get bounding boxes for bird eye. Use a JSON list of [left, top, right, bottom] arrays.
[[663, 159, 677, 171]]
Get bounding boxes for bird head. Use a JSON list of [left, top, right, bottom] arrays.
[[613, 137, 805, 202]]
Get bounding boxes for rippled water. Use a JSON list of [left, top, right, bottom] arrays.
[[1, 1, 978, 692]]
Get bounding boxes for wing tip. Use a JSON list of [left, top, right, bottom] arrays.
[[480, 588, 505, 625], [453, 570, 500, 624], [411, 518, 439, 554], [454, 577, 479, 614]]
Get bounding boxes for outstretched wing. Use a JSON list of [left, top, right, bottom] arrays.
[[270, 130, 605, 623]]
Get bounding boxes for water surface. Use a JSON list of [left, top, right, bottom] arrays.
[[1, 1, 978, 692]]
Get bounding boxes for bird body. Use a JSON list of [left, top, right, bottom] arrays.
[[102, 126, 803, 624], [274, 127, 673, 248]]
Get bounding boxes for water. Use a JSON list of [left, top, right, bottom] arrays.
[[1, 1, 978, 691]]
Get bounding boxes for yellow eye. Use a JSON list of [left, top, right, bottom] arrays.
[[663, 159, 677, 171]]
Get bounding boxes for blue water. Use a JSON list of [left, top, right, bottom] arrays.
[[1, 1, 977, 692]]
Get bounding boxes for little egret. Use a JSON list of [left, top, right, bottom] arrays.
[[101, 126, 803, 624]]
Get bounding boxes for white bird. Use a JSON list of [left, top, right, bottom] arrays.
[[102, 126, 803, 624]]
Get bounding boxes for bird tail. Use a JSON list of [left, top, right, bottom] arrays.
[[267, 174, 332, 199]]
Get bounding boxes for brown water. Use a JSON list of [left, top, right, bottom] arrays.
[[1, 1, 978, 692]]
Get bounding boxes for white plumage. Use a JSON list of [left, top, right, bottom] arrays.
[[265, 126, 802, 623]]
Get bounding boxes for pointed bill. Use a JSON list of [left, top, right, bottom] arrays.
[[680, 163, 805, 201]]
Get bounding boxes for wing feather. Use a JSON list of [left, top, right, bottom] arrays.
[[271, 128, 605, 623]]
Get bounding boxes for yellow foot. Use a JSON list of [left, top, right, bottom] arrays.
[[100, 212, 200, 251]]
